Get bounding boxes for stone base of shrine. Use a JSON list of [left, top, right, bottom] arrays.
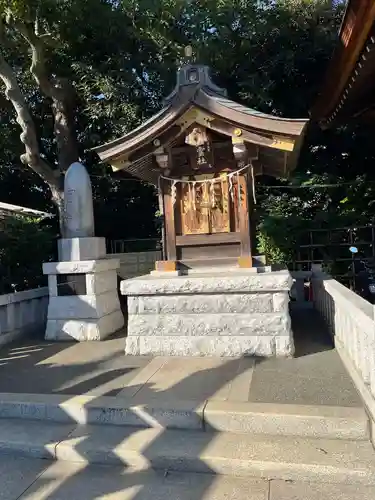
[[121, 270, 294, 357]]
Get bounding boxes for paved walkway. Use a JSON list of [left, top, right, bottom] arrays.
[[0, 311, 362, 408], [0, 310, 370, 500], [2, 455, 375, 500]]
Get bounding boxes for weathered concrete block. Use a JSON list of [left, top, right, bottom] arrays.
[[275, 335, 295, 357], [121, 271, 293, 296], [48, 292, 120, 320], [273, 292, 289, 312], [58, 237, 106, 262], [127, 312, 290, 338], [43, 258, 120, 275], [48, 275, 58, 297], [125, 335, 290, 357], [128, 293, 274, 315], [45, 309, 124, 341], [124, 270, 293, 357], [85, 270, 118, 295]]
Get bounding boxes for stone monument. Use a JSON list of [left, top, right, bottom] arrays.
[[43, 162, 124, 341]]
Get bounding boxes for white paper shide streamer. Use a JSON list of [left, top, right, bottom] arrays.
[[161, 163, 252, 206]]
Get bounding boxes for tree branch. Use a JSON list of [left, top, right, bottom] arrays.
[[12, 20, 79, 171], [0, 51, 62, 192]]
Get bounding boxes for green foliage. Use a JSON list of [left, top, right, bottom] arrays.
[[0, 216, 56, 293], [257, 219, 295, 265], [1, 0, 373, 274]]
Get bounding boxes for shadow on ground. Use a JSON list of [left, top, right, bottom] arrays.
[[0, 309, 362, 499]]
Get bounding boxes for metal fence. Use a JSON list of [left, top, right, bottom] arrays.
[[107, 238, 161, 254], [289, 225, 375, 289]]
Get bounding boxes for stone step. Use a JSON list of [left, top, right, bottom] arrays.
[[1, 419, 375, 485], [6, 459, 375, 500], [0, 393, 369, 440], [9, 459, 273, 500], [6, 458, 373, 500]]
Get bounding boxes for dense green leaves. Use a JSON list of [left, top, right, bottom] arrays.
[[1, 0, 374, 266], [0, 215, 56, 293]]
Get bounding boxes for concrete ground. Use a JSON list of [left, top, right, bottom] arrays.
[[0, 310, 371, 499], [2, 455, 375, 500], [0, 311, 362, 408]]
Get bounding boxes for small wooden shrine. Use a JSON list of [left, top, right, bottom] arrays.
[[95, 62, 308, 272]]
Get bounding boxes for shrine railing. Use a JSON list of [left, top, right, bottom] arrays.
[[0, 287, 49, 348], [312, 271, 375, 439]]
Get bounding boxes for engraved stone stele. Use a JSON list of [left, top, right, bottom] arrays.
[[43, 162, 124, 341], [64, 161, 95, 238]]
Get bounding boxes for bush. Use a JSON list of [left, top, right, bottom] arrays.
[[257, 215, 305, 265], [0, 215, 56, 294]]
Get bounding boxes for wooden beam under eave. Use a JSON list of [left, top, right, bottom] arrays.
[[176, 107, 213, 130], [208, 118, 296, 153], [110, 158, 130, 172], [128, 125, 182, 163]]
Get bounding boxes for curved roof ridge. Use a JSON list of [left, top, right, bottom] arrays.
[[201, 86, 308, 123]]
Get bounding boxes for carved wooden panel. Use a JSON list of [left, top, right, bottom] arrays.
[[210, 176, 230, 233], [179, 174, 230, 235], [180, 182, 209, 235]]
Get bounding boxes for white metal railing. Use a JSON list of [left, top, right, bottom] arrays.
[[0, 287, 49, 347]]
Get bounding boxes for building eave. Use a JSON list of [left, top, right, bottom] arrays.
[[93, 64, 308, 183], [312, 0, 375, 126]]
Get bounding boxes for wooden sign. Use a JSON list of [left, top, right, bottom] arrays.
[[185, 125, 214, 169]]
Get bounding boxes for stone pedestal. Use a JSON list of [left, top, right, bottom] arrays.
[[121, 270, 294, 357], [43, 237, 124, 341]]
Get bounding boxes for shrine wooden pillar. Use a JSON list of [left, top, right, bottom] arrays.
[[237, 173, 252, 268], [155, 177, 177, 272], [232, 137, 253, 268]]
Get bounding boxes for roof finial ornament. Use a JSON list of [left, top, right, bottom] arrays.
[[166, 45, 228, 102], [183, 45, 194, 65], [184, 45, 193, 60]]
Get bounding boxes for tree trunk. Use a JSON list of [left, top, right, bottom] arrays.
[[50, 185, 65, 236], [51, 78, 79, 172], [0, 51, 66, 235], [2, 19, 81, 237], [17, 25, 79, 173]]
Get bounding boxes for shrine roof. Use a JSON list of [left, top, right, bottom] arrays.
[[93, 64, 308, 185], [311, 1, 375, 127]]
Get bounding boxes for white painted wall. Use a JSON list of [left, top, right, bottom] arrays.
[[0, 287, 49, 347]]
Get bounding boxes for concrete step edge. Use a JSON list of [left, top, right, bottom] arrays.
[[204, 400, 369, 440], [1, 420, 374, 486], [0, 393, 369, 440]]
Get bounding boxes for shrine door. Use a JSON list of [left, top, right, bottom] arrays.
[[179, 174, 237, 235]]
